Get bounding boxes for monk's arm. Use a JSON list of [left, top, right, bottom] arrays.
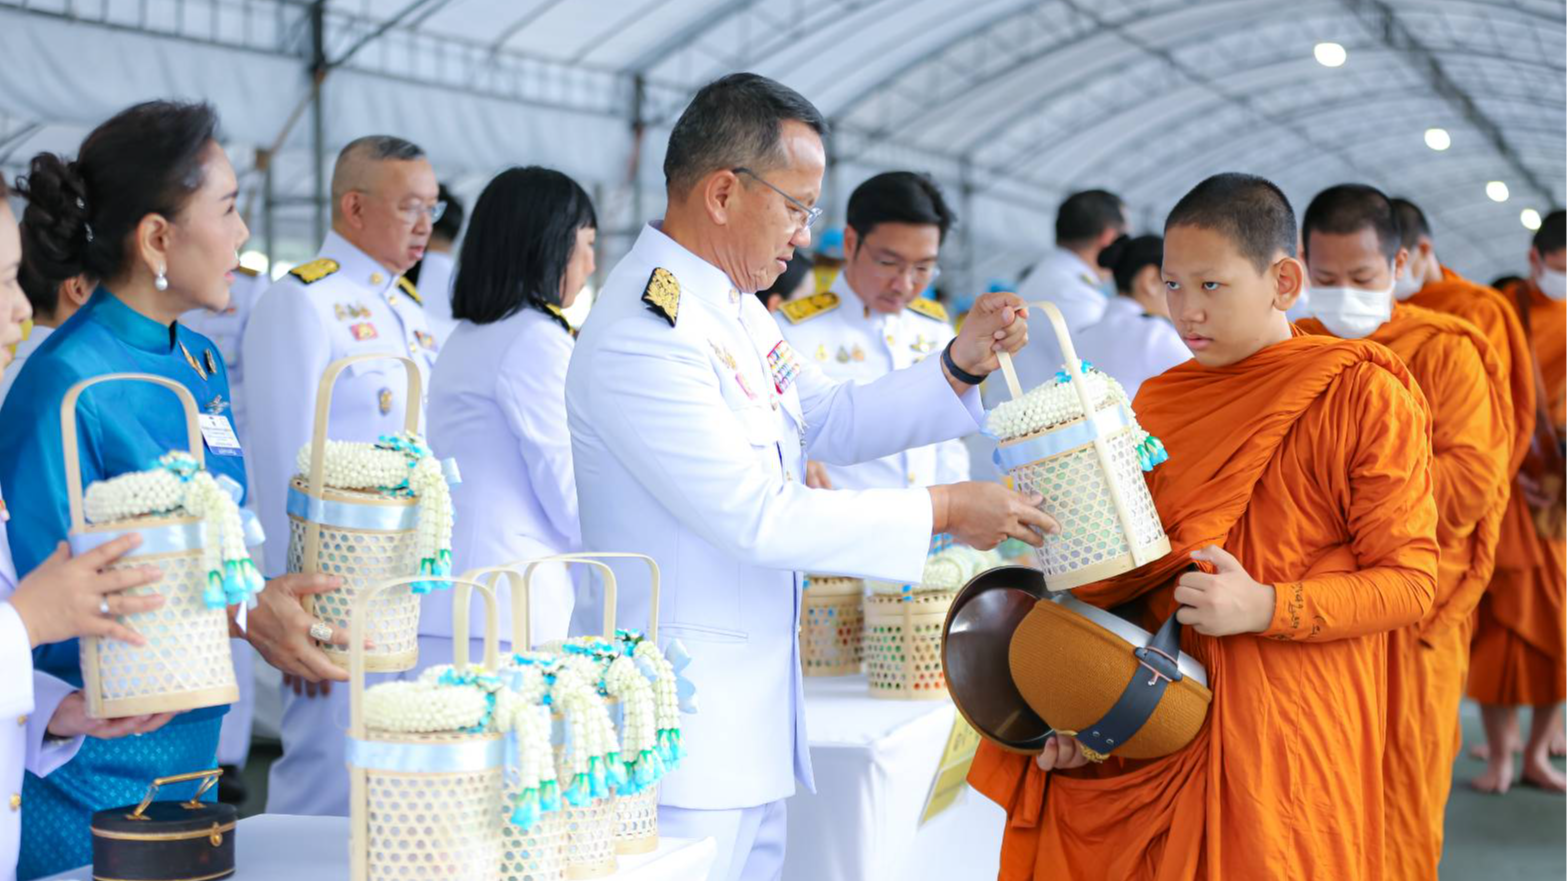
[[1262, 364, 1439, 642], [1421, 339, 1510, 536]]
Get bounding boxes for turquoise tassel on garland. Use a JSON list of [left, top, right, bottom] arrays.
[[539, 779, 561, 812], [1136, 435, 1169, 472], [203, 570, 226, 608]]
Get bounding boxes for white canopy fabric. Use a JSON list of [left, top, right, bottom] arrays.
[[0, 0, 1562, 288]]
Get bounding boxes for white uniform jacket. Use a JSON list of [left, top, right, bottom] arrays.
[[778, 273, 971, 489], [1072, 296, 1190, 402], [1004, 247, 1110, 398], [565, 224, 982, 810]]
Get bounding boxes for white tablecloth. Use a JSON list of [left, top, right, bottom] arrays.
[[783, 675, 1004, 881], [41, 813, 717, 881]]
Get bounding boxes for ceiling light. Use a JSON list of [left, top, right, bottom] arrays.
[[1522, 208, 1542, 231], [1486, 181, 1510, 202], [1314, 42, 1347, 67], [1423, 128, 1451, 151]]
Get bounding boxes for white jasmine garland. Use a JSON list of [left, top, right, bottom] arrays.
[[294, 432, 453, 590], [986, 365, 1131, 442], [83, 451, 263, 608], [551, 653, 620, 807]]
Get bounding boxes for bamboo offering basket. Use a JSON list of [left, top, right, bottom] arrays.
[[800, 576, 865, 677]]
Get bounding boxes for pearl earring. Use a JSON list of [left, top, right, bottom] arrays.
[[154, 266, 169, 292]]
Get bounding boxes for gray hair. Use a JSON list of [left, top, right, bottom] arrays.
[[663, 73, 827, 195], [330, 135, 427, 214]]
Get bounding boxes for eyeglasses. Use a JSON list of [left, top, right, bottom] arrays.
[[733, 167, 823, 230], [857, 247, 941, 286], [358, 191, 447, 226]]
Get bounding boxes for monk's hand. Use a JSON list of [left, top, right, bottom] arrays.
[[244, 573, 355, 684], [946, 291, 1027, 380], [1035, 733, 1091, 772], [1173, 546, 1275, 637], [931, 482, 1059, 550]]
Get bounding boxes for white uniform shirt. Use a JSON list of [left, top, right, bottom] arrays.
[[179, 267, 267, 447], [0, 492, 83, 881], [241, 231, 437, 576], [566, 223, 982, 811], [1072, 296, 1190, 402], [0, 325, 52, 411], [779, 273, 970, 488], [426, 307, 579, 645], [414, 250, 458, 347], [1006, 247, 1110, 396]]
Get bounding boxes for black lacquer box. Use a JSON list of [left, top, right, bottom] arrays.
[[90, 769, 236, 881]]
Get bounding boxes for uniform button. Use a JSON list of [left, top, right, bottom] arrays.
[[409, 342, 419, 356], [771, 400, 779, 411], [370, 272, 385, 286], [907, 473, 917, 485], [16, 715, 25, 727], [8, 794, 19, 811]]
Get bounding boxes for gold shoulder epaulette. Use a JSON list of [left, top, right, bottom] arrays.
[[642, 267, 680, 327], [397, 276, 422, 305], [780, 292, 840, 324], [289, 258, 340, 285], [906, 297, 949, 323]]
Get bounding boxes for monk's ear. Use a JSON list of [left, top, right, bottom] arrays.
[[1393, 246, 1409, 282], [1271, 256, 1306, 312]]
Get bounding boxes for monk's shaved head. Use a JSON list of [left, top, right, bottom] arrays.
[[1165, 173, 1296, 273], [1535, 209, 1565, 257], [1390, 197, 1432, 251], [330, 135, 426, 221], [1301, 184, 1401, 263]]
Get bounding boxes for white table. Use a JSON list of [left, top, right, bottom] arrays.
[[782, 675, 1004, 881], [41, 813, 717, 881]]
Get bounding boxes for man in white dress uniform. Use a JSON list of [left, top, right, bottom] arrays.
[[779, 171, 969, 491], [1005, 189, 1128, 396], [566, 73, 1056, 881], [242, 135, 441, 816]]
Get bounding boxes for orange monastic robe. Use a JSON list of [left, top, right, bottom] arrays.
[[1469, 282, 1567, 707], [1300, 304, 1510, 880], [970, 331, 1438, 881]]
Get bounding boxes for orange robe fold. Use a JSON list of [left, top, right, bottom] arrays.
[[1300, 304, 1511, 880], [970, 331, 1439, 881], [1469, 282, 1567, 707]]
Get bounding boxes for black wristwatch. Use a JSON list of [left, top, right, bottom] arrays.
[[941, 340, 988, 385]]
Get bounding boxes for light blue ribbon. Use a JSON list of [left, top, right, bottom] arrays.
[[69, 474, 266, 557], [992, 404, 1133, 471], [346, 734, 503, 773], [287, 458, 461, 531]]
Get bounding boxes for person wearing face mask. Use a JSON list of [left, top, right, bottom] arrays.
[[566, 73, 1056, 881], [1296, 183, 1511, 878], [1466, 207, 1567, 796], [1071, 234, 1189, 400], [241, 135, 441, 817], [0, 103, 344, 877], [779, 171, 970, 492], [426, 166, 598, 656]]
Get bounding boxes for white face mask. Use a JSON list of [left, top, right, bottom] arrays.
[[1393, 268, 1423, 300], [1308, 281, 1394, 339], [1535, 266, 1567, 301]]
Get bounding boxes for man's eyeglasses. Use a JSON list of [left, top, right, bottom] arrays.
[[359, 190, 447, 226], [733, 167, 823, 230]]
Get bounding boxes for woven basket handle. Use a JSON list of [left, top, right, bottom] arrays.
[[512, 554, 635, 643], [455, 564, 561, 653], [347, 575, 499, 739], [60, 373, 204, 534], [541, 553, 660, 644], [995, 301, 1080, 402]]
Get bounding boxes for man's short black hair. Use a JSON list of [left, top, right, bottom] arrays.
[[1301, 184, 1401, 263], [1389, 197, 1431, 251], [1165, 173, 1297, 273], [1055, 189, 1125, 248], [433, 182, 464, 243], [664, 73, 827, 195], [1535, 209, 1565, 256], [845, 171, 956, 243]]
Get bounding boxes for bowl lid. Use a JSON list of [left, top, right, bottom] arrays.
[[942, 565, 1051, 752]]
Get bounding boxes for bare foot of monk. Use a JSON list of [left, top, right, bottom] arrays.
[[1470, 753, 1515, 794], [1551, 725, 1566, 758], [1469, 706, 1521, 760], [1520, 752, 1567, 793]]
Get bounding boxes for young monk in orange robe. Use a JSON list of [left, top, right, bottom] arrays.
[[1293, 185, 1511, 878], [1467, 209, 1567, 793], [1390, 197, 1566, 766], [969, 173, 1439, 881]]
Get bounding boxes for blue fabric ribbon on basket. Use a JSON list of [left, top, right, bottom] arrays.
[[69, 474, 266, 560], [992, 404, 1135, 470], [286, 457, 461, 531], [345, 735, 504, 773]]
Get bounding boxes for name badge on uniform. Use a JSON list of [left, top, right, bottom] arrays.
[[767, 341, 802, 395], [198, 413, 243, 457]]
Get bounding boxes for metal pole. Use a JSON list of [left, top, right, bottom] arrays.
[[630, 74, 646, 229], [959, 158, 976, 296], [260, 147, 276, 277], [310, 0, 327, 245]]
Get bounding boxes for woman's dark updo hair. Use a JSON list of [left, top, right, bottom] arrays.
[[17, 100, 219, 288], [1097, 234, 1164, 296], [452, 166, 597, 329]]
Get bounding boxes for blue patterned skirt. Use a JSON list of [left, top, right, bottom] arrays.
[[17, 716, 221, 879]]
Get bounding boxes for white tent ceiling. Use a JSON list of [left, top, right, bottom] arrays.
[[0, 0, 1561, 288]]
